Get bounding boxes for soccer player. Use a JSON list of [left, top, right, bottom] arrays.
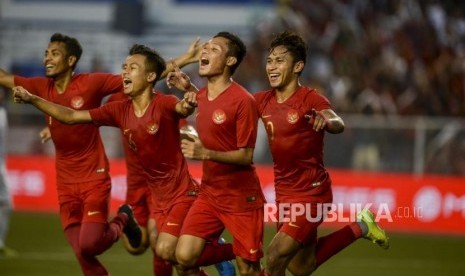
[[0, 88, 17, 258], [11, 43, 230, 276], [0, 33, 200, 275], [167, 32, 265, 276], [253, 31, 390, 276]]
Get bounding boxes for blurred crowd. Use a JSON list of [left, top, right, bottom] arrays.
[[236, 0, 465, 117]]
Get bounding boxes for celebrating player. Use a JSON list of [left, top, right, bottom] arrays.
[[253, 31, 390, 276]]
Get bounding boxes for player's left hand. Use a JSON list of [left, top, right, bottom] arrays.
[[304, 108, 331, 132]]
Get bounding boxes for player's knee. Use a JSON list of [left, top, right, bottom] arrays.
[[175, 247, 197, 268], [155, 241, 176, 262], [236, 260, 261, 276]]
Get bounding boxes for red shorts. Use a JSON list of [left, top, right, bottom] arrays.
[[151, 197, 195, 237], [57, 178, 111, 230], [126, 185, 152, 227], [277, 188, 332, 245], [181, 196, 264, 262]]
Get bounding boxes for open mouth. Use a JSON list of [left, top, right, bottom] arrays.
[[123, 78, 132, 88], [200, 57, 210, 66], [269, 73, 279, 82]]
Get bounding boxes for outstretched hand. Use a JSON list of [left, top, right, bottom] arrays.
[[304, 108, 332, 132], [166, 60, 192, 91], [12, 86, 34, 104]]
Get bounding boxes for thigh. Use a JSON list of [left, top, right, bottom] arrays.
[[126, 186, 151, 227], [180, 196, 224, 241], [221, 207, 264, 262], [57, 183, 82, 230], [155, 199, 194, 237], [81, 178, 111, 224], [278, 191, 332, 245]]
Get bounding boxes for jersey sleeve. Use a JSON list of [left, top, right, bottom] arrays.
[[307, 89, 331, 112], [14, 76, 49, 97], [159, 94, 180, 119], [89, 100, 123, 128], [90, 73, 123, 97], [236, 96, 258, 149]]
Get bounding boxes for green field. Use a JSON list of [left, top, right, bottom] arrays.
[[1, 212, 464, 275]]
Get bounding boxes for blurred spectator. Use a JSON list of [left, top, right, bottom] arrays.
[[244, 0, 465, 117]]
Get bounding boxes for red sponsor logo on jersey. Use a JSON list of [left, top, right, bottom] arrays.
[[71, 96, 84, 109], [147, 123, 159, 135], [287, 109, 299, 124], [212, 109, 226, 124]]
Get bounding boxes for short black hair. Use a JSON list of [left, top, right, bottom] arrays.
[[129, 44, 167, 83], [269, 31, 307, 66], [214, 31, 246, 75], [50, 33, 83, 68]]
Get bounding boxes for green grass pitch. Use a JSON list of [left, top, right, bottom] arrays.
[[2, 212, 465, 275]]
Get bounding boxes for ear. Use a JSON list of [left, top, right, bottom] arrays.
[[294, 61, 304, 74], [226, 56, 237, 67], [68, 56, 77, 68], [146, 72, 157, 82]]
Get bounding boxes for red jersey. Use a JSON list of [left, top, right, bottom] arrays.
[[89, 93, 196, 211], [196, 82, 264, 212], [14, 73, 122, 183], [106, 92, 147, 189], [254, 86, 332, 203]]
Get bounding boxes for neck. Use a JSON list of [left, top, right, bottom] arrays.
[[207, 76, 232, 100], [53, 71, 74, 94], [132, 88, 154, 117], [275, 80, 301, 103]]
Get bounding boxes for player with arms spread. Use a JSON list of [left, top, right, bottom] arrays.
[[254, 31, 390, 276], [0, 33, 139, 276], [12, 43, 230, 276]]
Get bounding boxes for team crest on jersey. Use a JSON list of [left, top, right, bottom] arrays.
[[212, 109, 226, 124], [146, 123, 159, 135], [287, 109, 299, 124], [70, 96, 84, 109]]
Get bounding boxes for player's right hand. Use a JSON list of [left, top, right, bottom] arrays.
[[166, 60, 192, 91]]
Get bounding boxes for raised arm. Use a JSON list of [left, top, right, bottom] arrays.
[[13, 86, 92, 124], [160, 37, 201, 79], [0, 69, 15, 89], [166, 61, 199, 93]]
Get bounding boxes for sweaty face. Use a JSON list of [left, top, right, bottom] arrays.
[[266, 45, 297, 89], [121, 54, 150, 96], [198, 37, 230, 77], [43, 41, 72, 78]]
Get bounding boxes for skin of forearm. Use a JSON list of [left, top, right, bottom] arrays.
[[31, 95, 76, 124], [204, 148, 253, 166]]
